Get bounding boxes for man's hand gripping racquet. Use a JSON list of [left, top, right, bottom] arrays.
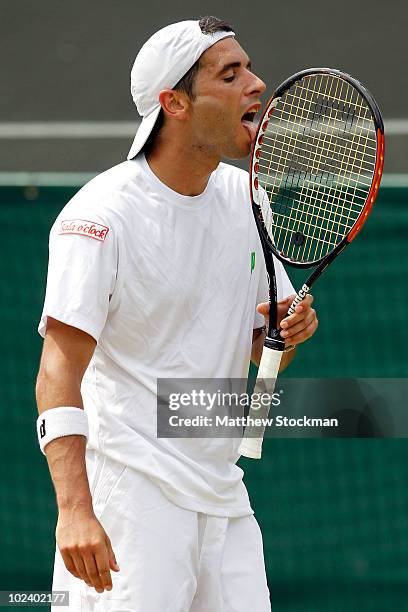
[[238, 68, 385, 459]]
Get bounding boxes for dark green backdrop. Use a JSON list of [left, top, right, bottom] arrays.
[[0, 179, 407, 611]]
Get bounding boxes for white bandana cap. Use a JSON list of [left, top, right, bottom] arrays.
[[127, 20, 235, 159]]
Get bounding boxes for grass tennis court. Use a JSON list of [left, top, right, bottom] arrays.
[[0, 175, 407, 611]]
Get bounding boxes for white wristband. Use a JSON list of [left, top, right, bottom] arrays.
[[36, 406, 89, 455]]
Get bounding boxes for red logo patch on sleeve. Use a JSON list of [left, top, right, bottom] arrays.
[[59, 219, 109, 242]]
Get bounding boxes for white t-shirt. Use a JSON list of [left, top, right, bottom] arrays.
[[39, 154, 294, 517]]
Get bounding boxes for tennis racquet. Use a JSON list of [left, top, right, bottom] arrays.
[[238, 67, 384, 459]]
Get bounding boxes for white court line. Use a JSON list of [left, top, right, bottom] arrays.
[[0, 119, 406, 138], [384, 119, 408, 135], [0, 172, 97, 186], [0, 121, 140, 138]]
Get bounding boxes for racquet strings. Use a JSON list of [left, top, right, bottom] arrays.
[[257, 74, 378, 264]]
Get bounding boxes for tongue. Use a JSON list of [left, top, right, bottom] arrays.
[[242, 120, 257, 143]]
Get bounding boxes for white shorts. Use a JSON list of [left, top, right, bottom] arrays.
[[52, 449, 271, 612]]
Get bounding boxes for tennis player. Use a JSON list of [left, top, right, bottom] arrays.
[[36, 17, 318, 611]]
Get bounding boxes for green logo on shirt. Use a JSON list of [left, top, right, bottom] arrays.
[[251, 251, 256, 273]]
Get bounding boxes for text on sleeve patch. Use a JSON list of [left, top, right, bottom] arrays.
[[59, 219, 110, 242]]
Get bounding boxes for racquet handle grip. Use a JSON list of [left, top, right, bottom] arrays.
[[238, 344, 283, 459]]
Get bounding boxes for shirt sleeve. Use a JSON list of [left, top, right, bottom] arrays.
[[253, 253, 295, 329], [38, 213, 118, 341]]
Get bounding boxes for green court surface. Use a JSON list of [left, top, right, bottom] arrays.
[[0, 176, 407, 611]]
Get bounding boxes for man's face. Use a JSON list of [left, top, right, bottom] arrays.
[[187, 37, 266, 160]]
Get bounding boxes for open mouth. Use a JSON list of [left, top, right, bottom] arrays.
[[241, 106, 260, 142], [241, 111, 257, 124]]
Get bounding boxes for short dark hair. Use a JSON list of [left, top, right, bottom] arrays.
[[143, 16, 234, 151], [174, 16, 233, 100]]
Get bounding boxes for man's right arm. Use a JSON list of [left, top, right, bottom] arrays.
[[36, 317, 119, 593]]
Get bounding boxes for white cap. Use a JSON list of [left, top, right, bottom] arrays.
[[127, 20, 235, 159]]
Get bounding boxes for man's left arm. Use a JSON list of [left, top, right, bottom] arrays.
[[251, 294, 318, 372]]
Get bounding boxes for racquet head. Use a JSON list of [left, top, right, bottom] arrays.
[[250, 68, 384, 268]]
